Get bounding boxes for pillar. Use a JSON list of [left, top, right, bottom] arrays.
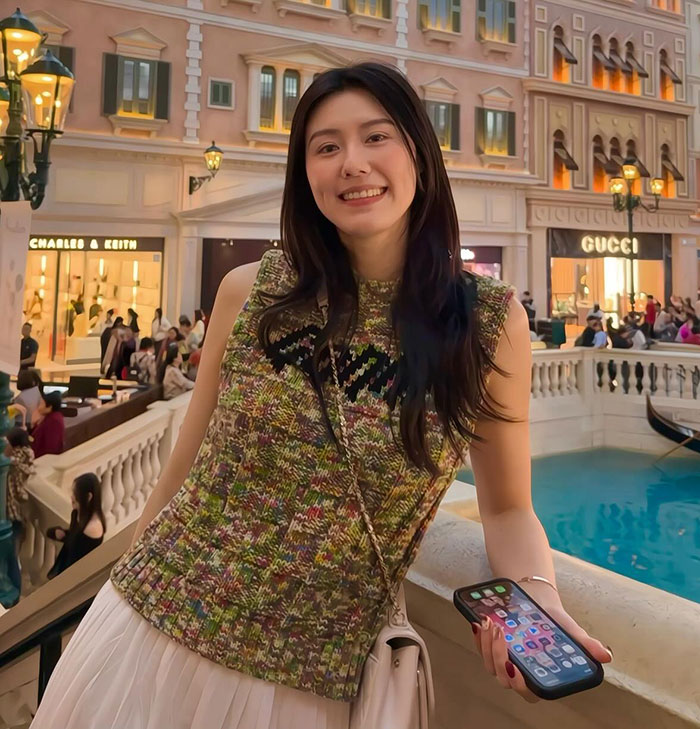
[[671, 234, 698, 301], [501, 239, 528, 295], [529, 226, 549, 317], [174, 228, 202, 320]]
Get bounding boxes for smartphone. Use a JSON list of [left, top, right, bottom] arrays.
[[453, 578, 604, 700]]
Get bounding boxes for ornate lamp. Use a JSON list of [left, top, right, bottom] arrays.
[[189, 141, 224, 194], [0, 8, 43, 81]]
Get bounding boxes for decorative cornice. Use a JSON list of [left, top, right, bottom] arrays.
[[523, 78, 696, 116]]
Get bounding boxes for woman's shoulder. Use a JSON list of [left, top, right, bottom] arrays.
[[255, 248, 297, 294], [83, 517, 104, 540], [467, 273, 517, 357]]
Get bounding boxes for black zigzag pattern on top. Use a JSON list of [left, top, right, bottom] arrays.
[[263, 324, 399, 404]]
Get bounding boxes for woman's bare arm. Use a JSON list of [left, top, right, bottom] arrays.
[[129, 261, 260, 547]]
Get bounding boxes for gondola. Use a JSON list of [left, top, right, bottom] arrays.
[[646, 395, 700, 456]]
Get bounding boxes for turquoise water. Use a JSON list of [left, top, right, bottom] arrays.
[[458, 449, 700, 604]]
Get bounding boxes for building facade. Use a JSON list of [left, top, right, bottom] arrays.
[[10, 0, 699, 364]]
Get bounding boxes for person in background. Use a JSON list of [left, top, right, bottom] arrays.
[[19, 323, 39, 372], [586, 303, 605, 321], [679, 317, 700, 345], [695, 293, 700, 320], [157, 326, 187, 366], [100, 314, 122, 367], [130, 337, 157, 384], [151, 308, 171, 358], [644, 295, 656, 336], [31, 391, 65, 458], [192, 310, 206, 347], [46, 473, 106, 580], [520, 291, 536, 331], [4, 427, 35, 596], [99, 308, 115, 334], [178, 315, 198, 353], [610, 325, 633, 349], [118, 326, 137, 378], [185, 340, 203, 382], [575, 315, 607, 348], [102, 325, 125, 377], [157, 344, 195, 400], [127, 308, 140, 338], [12, 369, 43, 429]]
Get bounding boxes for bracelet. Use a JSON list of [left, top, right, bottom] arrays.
[[517, 575, 559, 594]]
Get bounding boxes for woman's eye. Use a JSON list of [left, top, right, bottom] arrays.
[[367, 133, 388, 143], [318, 143, 337, 154]]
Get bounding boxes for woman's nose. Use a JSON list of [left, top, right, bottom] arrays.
[[340, 147, 370, 177]]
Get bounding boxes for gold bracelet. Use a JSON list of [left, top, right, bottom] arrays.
[[517, 575, 559, 594]]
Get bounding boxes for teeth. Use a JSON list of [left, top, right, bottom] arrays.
[[342, 188, 384, 200]]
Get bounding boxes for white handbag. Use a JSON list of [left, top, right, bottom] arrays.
[[318, 293, 436, 729]]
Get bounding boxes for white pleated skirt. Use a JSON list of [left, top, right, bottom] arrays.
[[30, 580, 351, 729]]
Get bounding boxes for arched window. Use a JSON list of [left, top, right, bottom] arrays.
[[592, 135, 610, 192], [592, 35, 614, 90], [282, 69, 300, 131], [608, 137, 623, 177], [625, 140, 648, 195], [260, 66, 276, 129], [660, 143, 684, 198], [553, 26, 577, 83], [553, 130, 578, 189], [607, 39, 626, 92], [659, 49, 681, 101], [420, 0, 461, 33], [624, 42, 647, 95]]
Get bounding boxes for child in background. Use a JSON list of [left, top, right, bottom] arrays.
[[5, 427, 36, 594]]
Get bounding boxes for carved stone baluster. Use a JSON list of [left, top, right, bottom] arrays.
[[540, 361, 550, 398], [531, 362, 541, 399], [150, 434, 162, 484], [568, 359, 578, 395], [120, 451, 134, 523], [641, 360, 652, 396], [101, 460, 117, 532], [131, 444, 145, 512], [549, 361, 559, 397], [141, 437, 154, 499]]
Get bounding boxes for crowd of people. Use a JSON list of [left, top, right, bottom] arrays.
[[98, 306, 206, 398]]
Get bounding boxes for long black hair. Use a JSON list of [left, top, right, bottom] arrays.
[[72, 473, 106, 536], [258, 62, 505, 476], [157, 342, 180, 384]]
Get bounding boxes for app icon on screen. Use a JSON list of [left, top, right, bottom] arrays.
[[505, 634, 514, 642], [528, 627, 539, 635], [483, 589, 494, 597], [539, 637, 551, 646], [562, 660, 572, 668], [470, 592, 481, 599], [534, 667, 548, 678], [495, 609, 508, 618], [572, 656, 587, 665], [530, 612, 542, 621], [517, 630, 527, 639], [513, 645, 525, 653], [561, 644, 575, 654], [549, 664, 561, 673], [541, 623, 552, 631], [553, 634, 563, 643], [495, 585, 506, 593], [505, 619, 518, 628], [525, 640, 538, 649], [520, 603, 533, 611], [518, 617, 530, 625], [548, 647, 563, 658]]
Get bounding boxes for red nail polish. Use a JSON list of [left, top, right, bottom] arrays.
[[471, 623, 478, 634], [505, 660, 516, 679]]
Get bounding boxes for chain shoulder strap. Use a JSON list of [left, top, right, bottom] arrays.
[[317, 292, 403, 621]]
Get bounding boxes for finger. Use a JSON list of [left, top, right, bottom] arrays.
[[504, 660, 540, 703], [563, 625, 613, 664], [490, 625, 511, 689], [479, 617, 496, 676]]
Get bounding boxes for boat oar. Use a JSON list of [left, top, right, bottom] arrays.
[[653, 433, 700, 465]]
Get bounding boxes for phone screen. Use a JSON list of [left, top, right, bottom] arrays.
[[457, 581, 598, 689]]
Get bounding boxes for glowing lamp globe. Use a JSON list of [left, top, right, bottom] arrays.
[[19, 50, 75, 132], [0, 9, 43, 79], [204, 141, 223, 174], [609, 177, 625, 195]]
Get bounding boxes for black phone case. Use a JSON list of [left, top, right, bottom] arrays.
[[453, 577, 604, 700]]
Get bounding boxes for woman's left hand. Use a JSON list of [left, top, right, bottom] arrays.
[[472, 603, 613, 703]]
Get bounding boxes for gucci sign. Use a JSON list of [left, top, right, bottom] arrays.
[[580, 235, 639, 256]]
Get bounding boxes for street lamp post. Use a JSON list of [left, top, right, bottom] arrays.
[[609, 158, 664, 314], [0, 7, 75, 608], [188, 141, 224, 195]]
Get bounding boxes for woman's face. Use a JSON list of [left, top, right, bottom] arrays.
[[305, 89, 417, 248], [38, 398, 50, 415]]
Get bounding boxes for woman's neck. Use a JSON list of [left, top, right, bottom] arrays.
[[339, 220, 408, 282]]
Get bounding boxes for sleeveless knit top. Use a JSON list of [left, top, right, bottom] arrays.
[[110, 249, 514, 701]]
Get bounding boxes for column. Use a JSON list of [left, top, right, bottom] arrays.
[[501, 242, 528, 295], [274, 64, 285, 132], [529, 227, 549, 317], [301, 70, 315, 93], [174, 228, 202, 320], [671, 234, 698, 301], [247, 63, 262, 132]]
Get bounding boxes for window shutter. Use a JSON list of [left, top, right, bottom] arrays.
[[451, 0, 461, 33], [155, 61, 171, 120], [418, 0, 429, 29], [476, 0, 487, 39], [56, 47, 75, 111], [475, 107, 485, 153], [507, 111, 516, 155], [102, 53, 119, 116], [507, 0, 516, 43], [450, 103, 460, 150], [382, 0, 391, 19]]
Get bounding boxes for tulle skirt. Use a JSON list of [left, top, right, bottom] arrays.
[[30, 580, 350, 729]]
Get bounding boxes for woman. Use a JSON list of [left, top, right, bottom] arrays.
[[46, 473, 105, 579], [151, 308, 171, 357], [127, 308, 140, 336], [32, 63, 611, 728], [31, 391, 65, 458], [157, 344, 195, 400], [12, 369, 42, 429], [156, 326, 187, 366], [192, 309, 206, 347]]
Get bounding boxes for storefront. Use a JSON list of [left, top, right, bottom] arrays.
[[460, 246, 503, 279], [548, 228, 671, 326], [24, 235, 164, 365]]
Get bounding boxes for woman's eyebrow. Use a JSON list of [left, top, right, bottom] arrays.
[[306, 117, 395, 147]]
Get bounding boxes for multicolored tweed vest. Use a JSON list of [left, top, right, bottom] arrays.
[[110, 249, 514, 701]]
